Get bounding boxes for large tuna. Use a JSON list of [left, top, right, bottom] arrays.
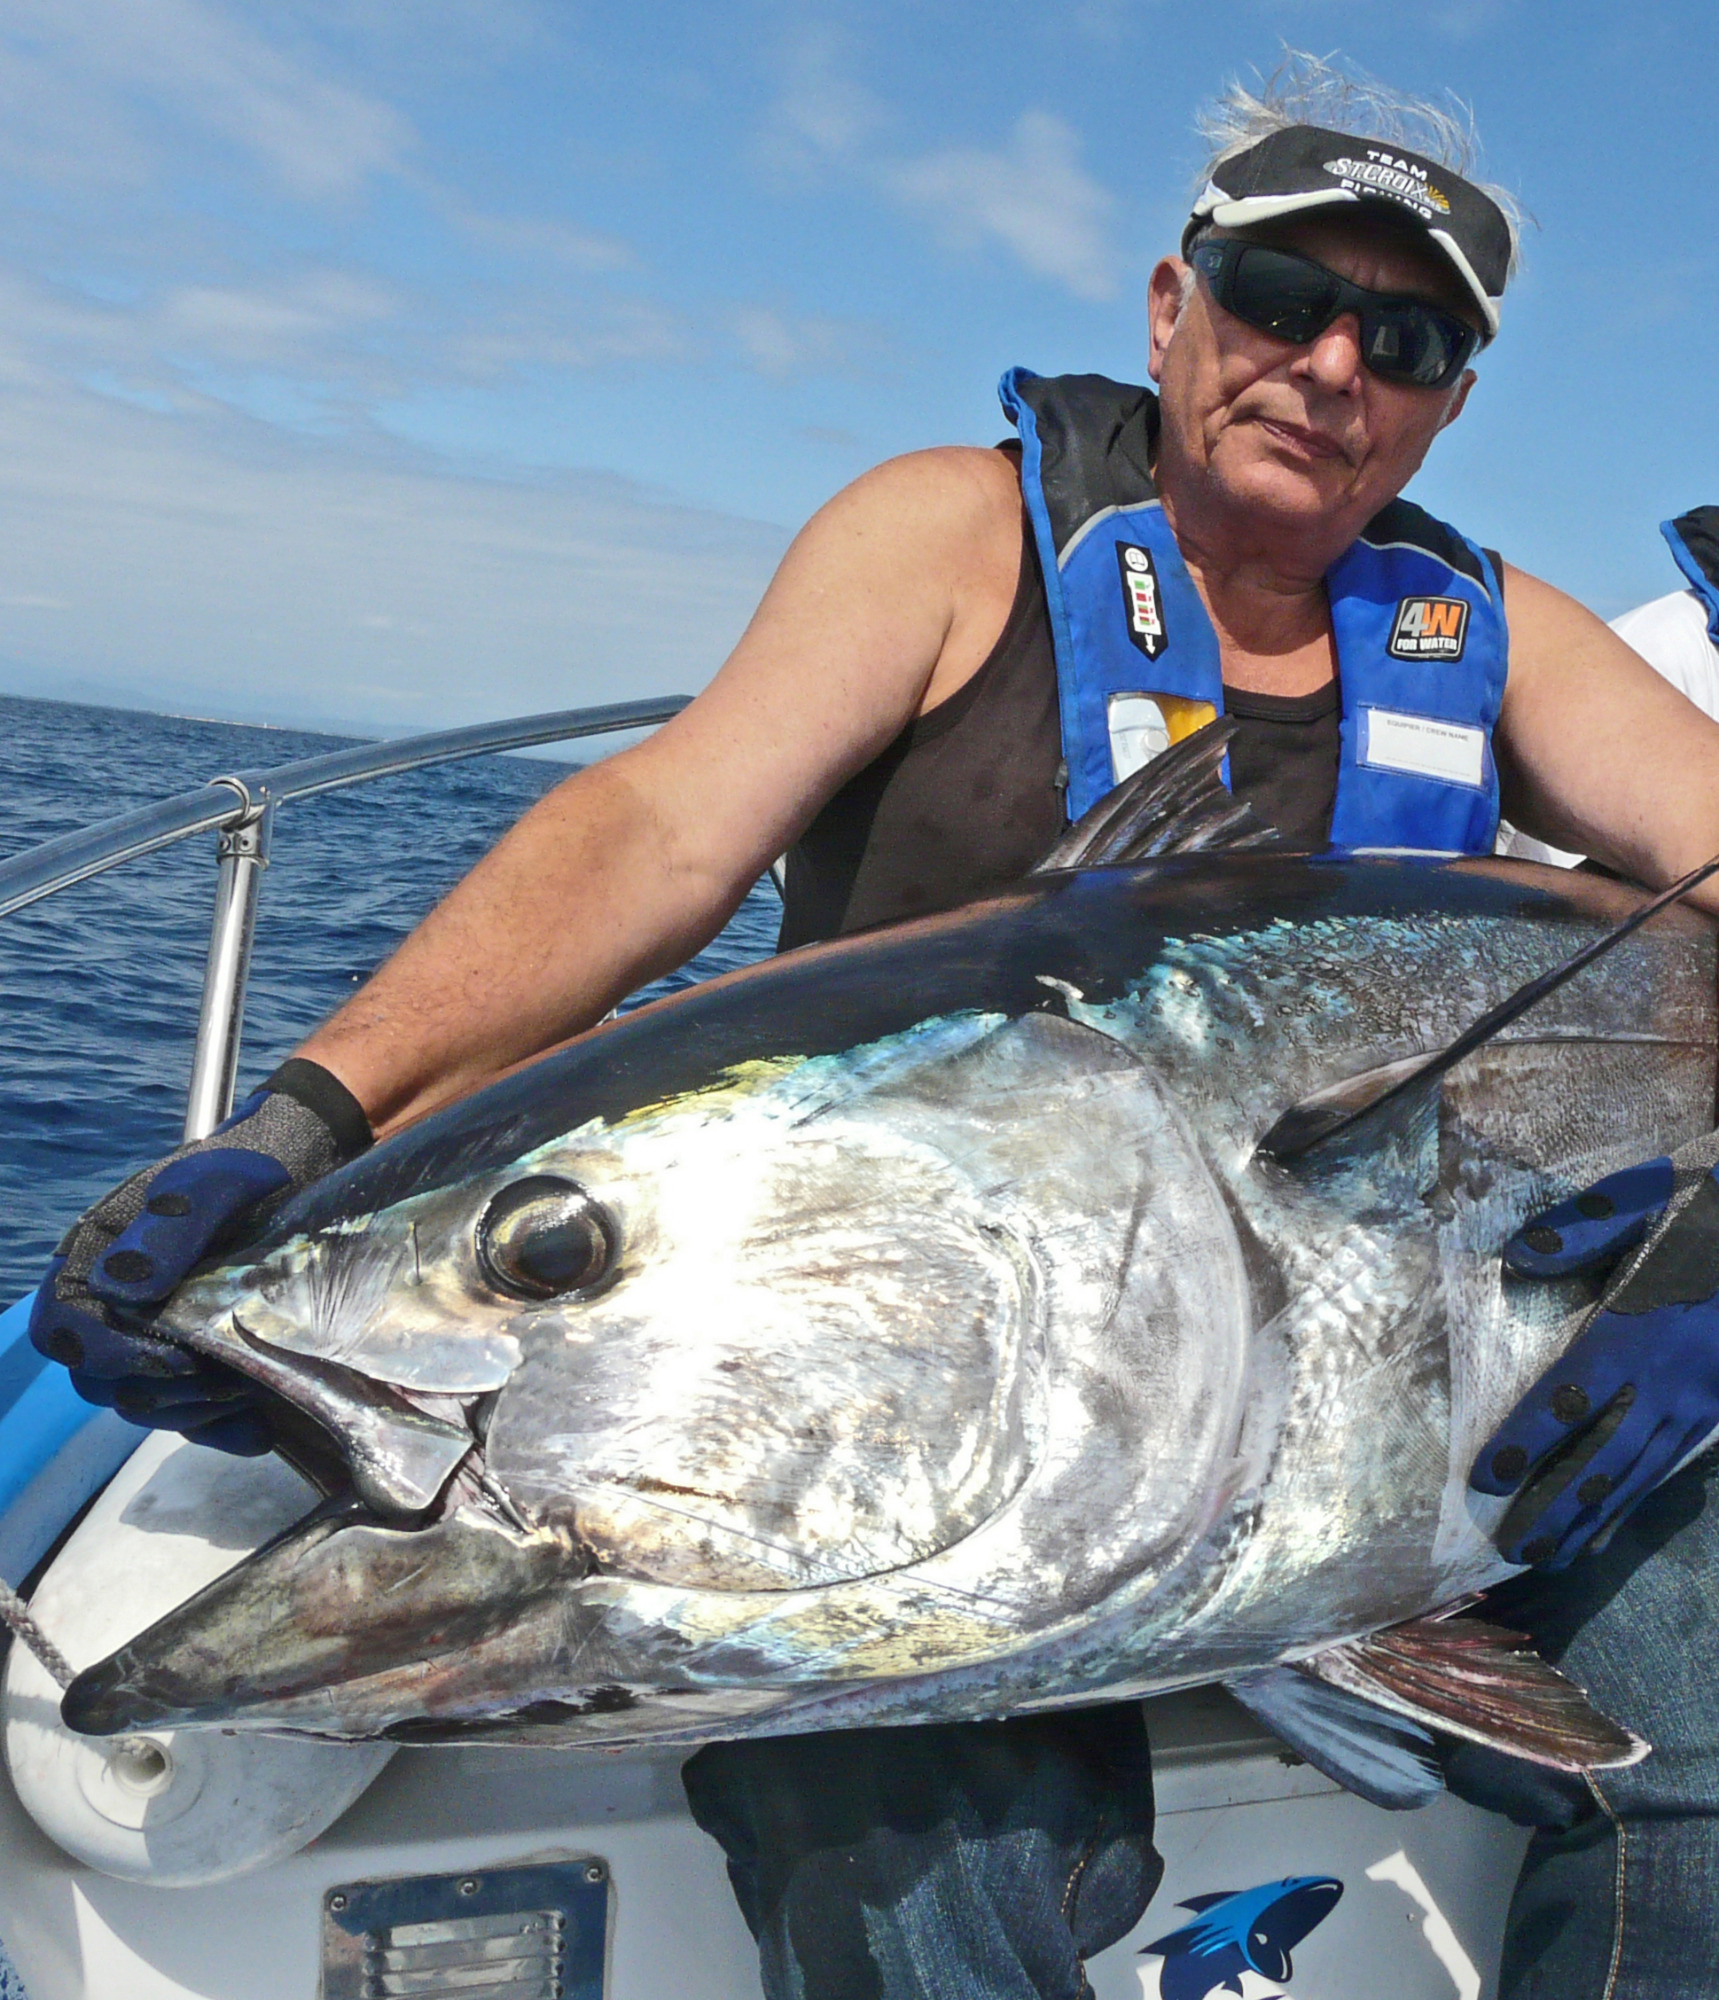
[[59, 744, 1719, 1800]]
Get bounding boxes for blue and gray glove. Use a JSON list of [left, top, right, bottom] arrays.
[[1472, 1130, 1719, 1568], [29, 1058, 371, 1456]]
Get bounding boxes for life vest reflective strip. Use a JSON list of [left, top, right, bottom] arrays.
[[1001, 368, 1508, 856]]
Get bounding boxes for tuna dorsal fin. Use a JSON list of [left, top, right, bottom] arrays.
[[1033, 719, 1279, 873], [1224, 1666, 1444, 1811], [1298, 1614, 1649, 1773], [1259, 850, 1719, 1161]]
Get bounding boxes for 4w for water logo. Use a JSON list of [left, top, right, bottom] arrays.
[[1389, 596, 1470, 661]]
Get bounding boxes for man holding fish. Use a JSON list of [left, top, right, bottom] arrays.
[[31, 57, 1719, 2000]]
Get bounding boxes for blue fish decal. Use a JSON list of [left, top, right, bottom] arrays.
[[1143, 1876, 1343, 2000]]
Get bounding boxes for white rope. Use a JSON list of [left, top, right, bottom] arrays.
[[0, 1577, 74, 1690]]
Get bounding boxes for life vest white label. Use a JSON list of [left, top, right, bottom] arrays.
[[1361, 706, 1485, 788]]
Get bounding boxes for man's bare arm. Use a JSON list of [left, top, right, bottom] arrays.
[[1498, 563, 1719, 907], [297, 445, 1023, 1138]]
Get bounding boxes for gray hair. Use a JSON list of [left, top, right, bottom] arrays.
[[1195, 50, 1528, 278]]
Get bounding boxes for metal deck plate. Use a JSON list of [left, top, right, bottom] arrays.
[[321, 1854, 610, 2000]]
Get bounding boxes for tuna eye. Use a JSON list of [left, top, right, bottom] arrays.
[[477, 1175, 616, 1301]]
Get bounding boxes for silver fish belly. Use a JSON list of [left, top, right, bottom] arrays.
[[63, 856, 1718, 1752]]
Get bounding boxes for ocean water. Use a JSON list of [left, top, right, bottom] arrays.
[[0, 693, 781, 1997], [0, 693, 781, 1311]]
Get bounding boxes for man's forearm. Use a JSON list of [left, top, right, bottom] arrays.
[[287, 449, 1027, 1140], [296, 750, 750, 1139]]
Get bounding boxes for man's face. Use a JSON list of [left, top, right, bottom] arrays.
[[1148, 210, 1480, 556]]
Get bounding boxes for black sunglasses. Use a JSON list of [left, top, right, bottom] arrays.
[[1190, 237, 1481, 391]]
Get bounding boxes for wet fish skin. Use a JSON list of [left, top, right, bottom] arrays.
[[63, 856, 1718, 1749]]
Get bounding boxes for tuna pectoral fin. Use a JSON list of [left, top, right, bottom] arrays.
[[1260, 848, 1719, 1162], [1255, 1054, 1437, 1165], [1299, 1615, 1649, 1775], [1033, 717, 1278, 873], [1225, 1668, 1444, 1811]]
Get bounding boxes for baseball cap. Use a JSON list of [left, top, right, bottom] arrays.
[[1182, 123, 1513, 338]]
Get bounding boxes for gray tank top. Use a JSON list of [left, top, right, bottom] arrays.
[[774, 456, 1464, 949], [777, 482, 1064, 948]]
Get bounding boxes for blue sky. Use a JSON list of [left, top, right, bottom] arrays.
[[0, 0, 1713, 735]]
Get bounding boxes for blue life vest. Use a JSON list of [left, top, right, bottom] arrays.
[[1001, 369, 1509, 854], [1663, 507, 1719, 644]]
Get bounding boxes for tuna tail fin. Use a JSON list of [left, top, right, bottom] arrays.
[[1300, 1613, 1649, 1775], [1225, 1667, 1446, 1811], [1259, 849, 1719, 1161], [1033, 719, 1279, 873]]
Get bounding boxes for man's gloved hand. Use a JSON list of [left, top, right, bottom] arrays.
[[1471, 1129, 1719, 1569], [29, 1057, 371, 1455]]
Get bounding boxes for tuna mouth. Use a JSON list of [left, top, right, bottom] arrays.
[[61, 1496, 586, 1739], [62, 1664, 172, 1739], [256, 1372, 537, 1543], [60, 1493, 384, 1738], [155, 1203, 529, 1522], [184, 1310, 483, 1522]]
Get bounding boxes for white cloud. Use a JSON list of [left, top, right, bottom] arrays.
[[1066, 0, 1173, 41], [755, 33, 1122, 303], [1430, 0, 1514, 34], [762, 25, 886, 173], [1259, 0, 1515, 31], [0, 2, 882, 738], [0, 369, 788, 733], [444, 202, 637, 274], [0, 8, 875, 434], [884, 111, 1120, 303], [290, 0, 569, 77], [0, 0, 412, 198], [0, 233, 871, 459], [159, 271, 402, 360], [728, 305, 873, 380], [443, 294, 695, 378], [729, 307, 805, 377], [0, 262, 412, 426]]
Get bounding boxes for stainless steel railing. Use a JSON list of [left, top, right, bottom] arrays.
[[0, 696, 690, 1141]]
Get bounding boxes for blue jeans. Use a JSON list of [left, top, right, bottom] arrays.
[[682, 1704, 1161, 2000], [1443, 1447, 1719, 1998]]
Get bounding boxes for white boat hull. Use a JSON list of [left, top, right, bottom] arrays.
[[0, 1688, 1528, 1999]]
